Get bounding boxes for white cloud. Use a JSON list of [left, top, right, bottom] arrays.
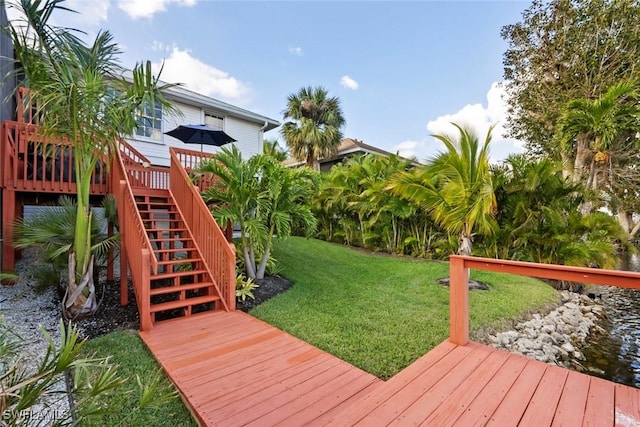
[[118, 0, 196, 19], [393, 140, 425, 160], [340, 75, 359, 90], [425, 82, 524, 163], [152, 46, 250, 104], [288, 46, 303, 56]]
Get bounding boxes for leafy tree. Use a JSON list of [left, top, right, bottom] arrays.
[[263, 138, 288, 161], [501, 0, 640, 155], [6, 0, 175, 318], [281, 86, 345, 171], [389, 124, 495, 255], [199, 146, 318, 279]]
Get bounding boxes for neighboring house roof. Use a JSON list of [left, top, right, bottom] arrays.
[[282, 138, 419, 169], [164, 85, 280, 131]]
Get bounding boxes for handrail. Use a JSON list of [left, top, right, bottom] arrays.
[[171, 146, 216, 191], [112, 140, 159, 330], [169, 147, 236, 311], [448, 255, 640, 345], [1, 120, 109, 195], [118, 140, 170, 189]]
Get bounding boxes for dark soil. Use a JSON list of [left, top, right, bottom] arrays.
[[76, 275, 293, 339], [237, 275, 293, 312], [76, 280, 140, 339]]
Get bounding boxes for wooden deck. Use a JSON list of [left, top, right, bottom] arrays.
[[140, 310, 640, 427], [139, 311, 382, 426]]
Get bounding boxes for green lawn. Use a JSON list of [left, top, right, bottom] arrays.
[[81, 331, 196, 427], [251, 237, 559, 379]]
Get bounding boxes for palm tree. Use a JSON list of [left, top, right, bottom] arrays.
[[389, 124, 495, 255], [263, 138, 288, 161], [554, 81, 640, 213], [7, 0, 175, 318], [199, 146, 317, 279], [281, 86, 345, 171]]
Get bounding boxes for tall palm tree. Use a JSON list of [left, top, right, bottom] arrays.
[[389, 124, 495, 255], [7, 0, 175, 318], [281, 86, 345, 171]]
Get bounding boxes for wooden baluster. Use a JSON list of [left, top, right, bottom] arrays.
[[449, 256, 469, 345]]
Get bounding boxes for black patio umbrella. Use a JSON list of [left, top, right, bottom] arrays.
[[165, 124, 236, 151]]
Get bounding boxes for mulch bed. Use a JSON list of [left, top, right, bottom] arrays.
[[76, 275, 292, 339]]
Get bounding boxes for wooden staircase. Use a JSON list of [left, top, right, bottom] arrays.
[[2, 87, 236, 331], [111, 144, 236, 331], [135, 190, 223, 323]]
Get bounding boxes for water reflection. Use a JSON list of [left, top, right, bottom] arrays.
[[581, 253, 640, 388]]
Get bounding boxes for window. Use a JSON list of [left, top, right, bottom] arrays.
[[135, 101, 163, 141], [205, 113, 224, 129]]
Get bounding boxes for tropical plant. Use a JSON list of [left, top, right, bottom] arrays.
[[199, 145, 318, 279], [6, 0, 176, 318], [281, 86, 345, 171], [554, 81, 640, 215], [235, 275, 258, 302], [263, 138, 288, 161], [389, 124, 496, 255], [12, 196, 118, 292], [477, 155, 625, 268], [0, 318, 176, 426], [501, 0, 640, 155]]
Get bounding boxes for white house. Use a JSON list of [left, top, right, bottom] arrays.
[[127, 84, 280, 166]]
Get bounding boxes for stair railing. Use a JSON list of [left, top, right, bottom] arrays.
[[169, 147, 236, 311], [112, 140, 158, 330], [119, 141, 170, 189]]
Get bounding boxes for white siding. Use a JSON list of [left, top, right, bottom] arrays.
[[125, 99, 265, 166], [225, 117, 263, 159]]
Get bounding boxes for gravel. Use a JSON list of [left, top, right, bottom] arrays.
[[0, 247, 70, 424]]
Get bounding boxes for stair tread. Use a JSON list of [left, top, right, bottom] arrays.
[[146, 228, 187, 231], [150, 282, 215, 296], [150, 295, 220, 313], [154, 248, 197, 253], [157, 258, 201, 265], [149, 237, 193, 242], [151, 269, 208, 280]]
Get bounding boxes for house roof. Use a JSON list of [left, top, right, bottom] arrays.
[[282, 138, 419, 168], [165, 85, 280, 131]]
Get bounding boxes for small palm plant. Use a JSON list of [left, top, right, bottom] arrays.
[[389, 124, 496, 255], [12, 196, 118, 297], [0, 318, 176, 426]]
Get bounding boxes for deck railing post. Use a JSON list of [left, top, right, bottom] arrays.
[[140, 249, 152, 331], [449, 256, 469, 345], [119, 180, 128, 306]]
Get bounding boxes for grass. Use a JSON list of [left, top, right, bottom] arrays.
[[80, 331, 196, 427], [251, 237, 559, 379]]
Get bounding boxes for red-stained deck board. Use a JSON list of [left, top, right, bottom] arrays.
[[551, 370, 590, 426], [583, 376, 615, 427], [140, 311, 640, 427], [421, 347, 511, 426], [615, 383, 640, 427], [453, 353, 529, 427], [346, 342, 475, 426]]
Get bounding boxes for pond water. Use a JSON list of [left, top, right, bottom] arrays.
[[581, 254, 640, 388]]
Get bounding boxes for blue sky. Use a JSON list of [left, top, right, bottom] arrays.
[[11, 0, 531, 162]]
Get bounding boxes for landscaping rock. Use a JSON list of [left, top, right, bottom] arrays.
[[487, 291, 605, 369]]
